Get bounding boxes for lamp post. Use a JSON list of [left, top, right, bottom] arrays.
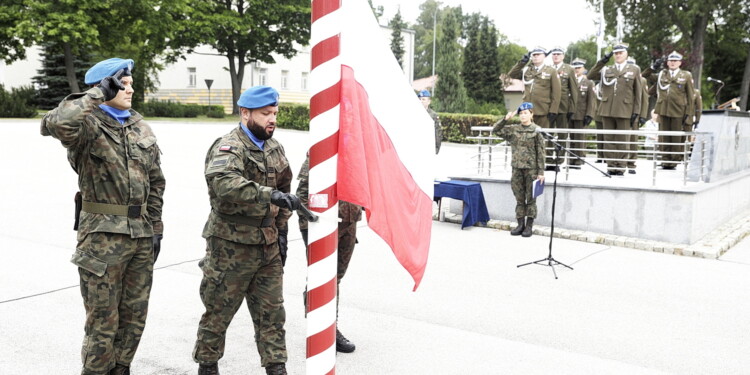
[[204, 79, 214, 106]]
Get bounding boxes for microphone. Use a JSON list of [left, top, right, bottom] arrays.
[[535, 127, 556, 139], [707, 77, 724, 83]]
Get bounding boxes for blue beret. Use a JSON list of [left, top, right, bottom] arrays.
[[518, 102, 534, 112], [85, 58, 134, 85], [237, 86, 279, 109], [417, 89, 431, 98]]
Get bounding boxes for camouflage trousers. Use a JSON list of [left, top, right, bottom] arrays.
[[73, 232, 153, 375], [193, 236, 286, 367], [511, 168, 538, 219]]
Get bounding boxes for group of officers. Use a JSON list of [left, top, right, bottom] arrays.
[[508, 43, 702, 175], [41, 58, 360, 375]]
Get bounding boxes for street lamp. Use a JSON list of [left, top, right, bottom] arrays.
[[204, 79, 214, 106]]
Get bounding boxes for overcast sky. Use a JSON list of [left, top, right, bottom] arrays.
[[373, 0, 600, 50]]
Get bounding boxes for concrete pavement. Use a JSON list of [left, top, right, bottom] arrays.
[[1, 119, 749, 374]]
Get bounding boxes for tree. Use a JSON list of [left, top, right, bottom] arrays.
[[177, 0, 310, 114], [463, 14, 502, 107], [497, 34, 526, 86], [435, 7, 467, 113], [566, 37, 598, 72], [368, 0, 384, 21], [412, 0, 443, 80], [389, 9, 406, 67], [32, 43, 92, 110], [462, 13, 483, 101]]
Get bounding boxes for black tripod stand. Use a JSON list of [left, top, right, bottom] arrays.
[[517, 132, 610, 278]]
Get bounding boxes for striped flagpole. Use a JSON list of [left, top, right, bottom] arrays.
[[307, 0, 341, 374]]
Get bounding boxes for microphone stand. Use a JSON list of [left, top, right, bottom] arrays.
[[517, 132, 610, 279]]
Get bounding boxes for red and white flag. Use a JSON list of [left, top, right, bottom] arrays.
[[337, 0, 435, 290]]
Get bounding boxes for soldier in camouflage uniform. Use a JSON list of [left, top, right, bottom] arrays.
[[193, 86, 300, 375], [492, 102, 546, 237], [296, 155, 361, 353], [508, 47, 562, 168], [40, 58, 165, 375], [417, 89, 442, 154]]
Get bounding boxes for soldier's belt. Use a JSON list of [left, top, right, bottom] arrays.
[[82, 201, 147, 218], [214, 211, 273, 227]]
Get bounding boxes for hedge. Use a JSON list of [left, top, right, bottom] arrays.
[[273, 104, 509, 144], [138, 100, 225, 118], [0, 84, 38, 118]]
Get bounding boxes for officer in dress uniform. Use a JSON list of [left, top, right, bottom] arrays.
[[549, 47, 579, 167], [570, 58, 595, 168], [642, 51, 694, 169], [625, 57, 650, 174], [417, 89, 442, 154], [508, 46, 561, 168], [587, 42, 642, 176], [193, 86, 299, 375]]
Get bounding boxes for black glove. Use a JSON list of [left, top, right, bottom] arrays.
[[547, 113, 558, 124], [598, 51, 613, 65], [100, 69, 126, 101], [270, 190, 301, 210], [639, 117, 647, 125], [682, 115, 689, 125], [278, 228, 288, 266], [651, 58, 664, 71], [693, 121, 699, 129], [520, 52, 530, 64], [566, 112, 574, 122], [152, 234, 163, 263], [584, 115, 593, 127], [630, 113, 639, 128]]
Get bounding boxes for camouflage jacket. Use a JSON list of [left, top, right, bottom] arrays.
[[492, 119, 546, 175], [296, 155, 362, 231], [41, 87, 165, 241], [427, 108, 442, 154], [203, 125, 293, 245]]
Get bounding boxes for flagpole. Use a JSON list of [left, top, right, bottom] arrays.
[[308, 0, 341, 374]]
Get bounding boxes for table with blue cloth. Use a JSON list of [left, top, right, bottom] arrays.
[[433, 180, 490, 229]]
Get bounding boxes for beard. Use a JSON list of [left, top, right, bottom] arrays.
[[248, 119, 274, 140]]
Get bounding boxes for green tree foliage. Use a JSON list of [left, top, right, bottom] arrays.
[[32, 43, 92, 110], [435, 7, 467, 113], [497, 34, 527, 85], [462, 14, 503, 113], [368, 0, 384, 21], [0, 84, 37, 118], [176, 0, 310, 114], [462, 14, 483, 100], [0, 0, 31, 64], [389, 9, 406, 67], [412, 0, 443, 80]]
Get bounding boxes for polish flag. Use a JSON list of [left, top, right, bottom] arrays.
[[336, 0, 435, 290]]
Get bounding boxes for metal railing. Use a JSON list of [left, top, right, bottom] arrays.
[[468, 127, 713, 186]]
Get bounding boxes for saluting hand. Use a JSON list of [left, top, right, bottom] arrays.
[[100, 69, 126, 101]]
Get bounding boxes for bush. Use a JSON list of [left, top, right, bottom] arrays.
[[277, 103, 310, 130], [439, 113, 503, 144], [0, 84, 38, 118], [138, 99, 224, 118]]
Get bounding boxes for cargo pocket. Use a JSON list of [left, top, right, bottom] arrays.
[[71, 250, 110, 307], [198, 257, 225, 310]]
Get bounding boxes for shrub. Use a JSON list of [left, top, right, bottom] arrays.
[[0, 84, 38, 118], [277, 103, 310, 131], [138, 100, 223, 118], [439, 113, 503, 144]]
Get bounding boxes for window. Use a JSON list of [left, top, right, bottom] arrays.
[[258, 68, 267, 86], [188, 67, 196, 87], [301, 72, 308, 91], [280, 70, 289, 89]]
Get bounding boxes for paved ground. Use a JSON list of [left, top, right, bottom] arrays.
[[1, 119, 749, 374]]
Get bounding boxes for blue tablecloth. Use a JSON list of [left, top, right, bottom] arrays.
[[434, 180, 490, 229]]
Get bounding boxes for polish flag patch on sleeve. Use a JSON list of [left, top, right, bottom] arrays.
[[219, 145, 233, 152]]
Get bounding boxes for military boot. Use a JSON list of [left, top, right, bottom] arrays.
[[522, 218, 534, 237], [336, 328, 356, 353], [510, 218, 525, 236], [110, 364, 130, 375], [265, 363, 287, 375], [198, 363, 219, 375]]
